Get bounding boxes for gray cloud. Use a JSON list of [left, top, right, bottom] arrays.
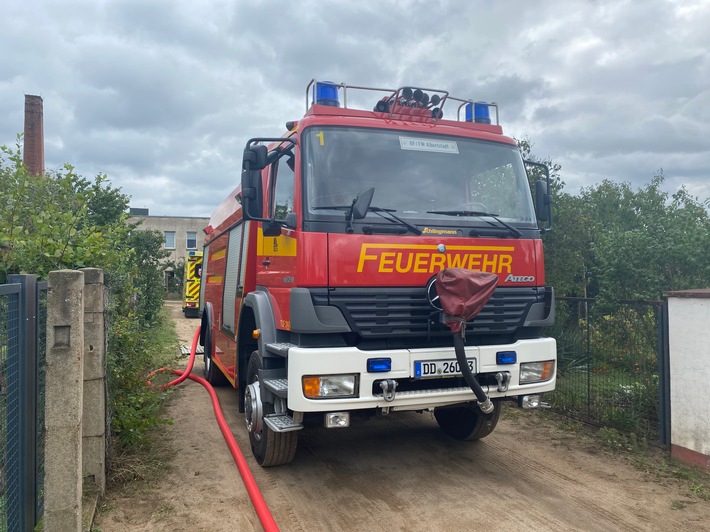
[[1, 0, 708, 217]]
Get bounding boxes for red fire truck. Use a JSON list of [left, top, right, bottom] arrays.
[[200, 80, 556, 466]]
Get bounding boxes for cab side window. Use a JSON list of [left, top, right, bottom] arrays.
[[273, 154, 295, 221]]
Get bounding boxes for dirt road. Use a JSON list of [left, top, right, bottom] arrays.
[[96, 302, 710, 531]]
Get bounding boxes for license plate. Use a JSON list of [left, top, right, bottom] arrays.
[[414, 358, 477, 379]]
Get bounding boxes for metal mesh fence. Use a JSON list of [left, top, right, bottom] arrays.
[[546, 298, 662, 443], [35, 283, 47, 522], [0, 285, 21, 532]]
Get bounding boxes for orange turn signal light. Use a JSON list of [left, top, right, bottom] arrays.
[[540, 361, 555, 381], [252, 329, 261, 339], [302, 377, 320, 398]]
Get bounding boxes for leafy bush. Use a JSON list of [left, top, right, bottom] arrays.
[[587, 306, 659, 374], [1, 137, 173, 457], [106, 311, 175, 448]]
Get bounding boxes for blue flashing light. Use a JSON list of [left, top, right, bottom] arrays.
[[464, 102, 474, 122], [496, 351, 517, 365], [474, 101, 491, 124], [314, 81, 340, 107], [189, 251, 196, 255], [367, 358, 392, 373]]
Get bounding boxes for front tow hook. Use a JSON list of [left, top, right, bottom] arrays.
[[379, 379, 398, 402], [495, 372, 511, 393]]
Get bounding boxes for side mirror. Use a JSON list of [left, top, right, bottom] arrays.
[[240, 137, 296, 223], [243, 145, 268, 171], [352, 187, 375, 219], [535, 180, 551, 222], [241, 169, 263, 219], [525, 159, 553, 231], [284, 212, 297, 229], [262, 220, 282, 237], [241, 145, 269, 220]]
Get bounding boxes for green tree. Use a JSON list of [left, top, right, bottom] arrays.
[[517, 138, 595, 297], [0, 139, 130, 282], [129, 229, 169, 323], [517, 141, 710, 301], [584, 174, 710, 303], [1, 136, 175, 452]]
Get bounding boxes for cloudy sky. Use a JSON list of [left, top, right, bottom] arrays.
[[2, 0, 708, 217]]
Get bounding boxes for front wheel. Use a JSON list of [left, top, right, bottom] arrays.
[[434, 401, 501, 440], [244, 353, 298, 466]]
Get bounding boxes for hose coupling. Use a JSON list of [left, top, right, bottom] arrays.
[[478, 398, 494, 414]]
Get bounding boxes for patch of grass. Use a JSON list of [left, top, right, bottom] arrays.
[[152, 503, 176, 521], [107, 432, 176, 489], [596, 427, 648, 454], [105, 304, 181, 493], [536, 409, 710, 503]]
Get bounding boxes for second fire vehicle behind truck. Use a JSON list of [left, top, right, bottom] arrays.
[[182, 251, 203, 318], [199, 81, 557, 466]]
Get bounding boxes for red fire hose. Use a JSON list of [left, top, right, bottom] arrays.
[[148, 328, 279, 532]]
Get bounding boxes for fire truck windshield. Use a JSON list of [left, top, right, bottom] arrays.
[[303, 127, 537, 229]]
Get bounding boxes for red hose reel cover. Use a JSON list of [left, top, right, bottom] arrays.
[[435, 268, 499, 333]]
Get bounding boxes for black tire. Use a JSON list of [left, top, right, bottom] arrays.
[[245, 353, 298, 467], [201, 307, 228, 386], [204, 349, 229, 386], [434, 401, 501, 440]]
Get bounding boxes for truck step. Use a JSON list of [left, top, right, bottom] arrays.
[[179, 345, 204, 356], [262, 377, 289, 398], [265, 342, 297, 356], [264, 413, 303, 433]]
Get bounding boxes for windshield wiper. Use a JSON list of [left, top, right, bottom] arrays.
[[366, 207, 422, 235], [426, 210, 523, 238], [313, 205, 421, 235]]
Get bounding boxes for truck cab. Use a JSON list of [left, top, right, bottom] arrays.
[[200, 81, 556, 466]]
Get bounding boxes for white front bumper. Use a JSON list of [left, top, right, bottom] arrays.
[[286, 337, 556, 412]]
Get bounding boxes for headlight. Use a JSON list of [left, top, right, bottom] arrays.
[[519, 361, 555, 384], [302, 374, 359, 399]]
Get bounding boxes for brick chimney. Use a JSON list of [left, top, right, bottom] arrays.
[[23, 95, 44, 176]]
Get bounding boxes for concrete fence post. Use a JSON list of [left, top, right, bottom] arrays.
[[80, 268, 106, 495], [666, 288, 710, 469], [44, 270, 84, 532]]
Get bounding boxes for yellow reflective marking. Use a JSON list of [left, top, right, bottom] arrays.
[[257, 228, 297, 257]]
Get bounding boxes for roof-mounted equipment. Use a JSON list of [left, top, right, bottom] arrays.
[[305, 79, 499, 125]]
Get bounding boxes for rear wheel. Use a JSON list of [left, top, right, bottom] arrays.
[[204, 350, 228, 386], [244, 353, 298, 466], [434, 401, 501, 440]]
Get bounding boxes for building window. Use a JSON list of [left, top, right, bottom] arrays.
[[186, 231, 197, 250], [164, 231, 176, 249]]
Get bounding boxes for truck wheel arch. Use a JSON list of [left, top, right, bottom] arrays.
[[237, 289, 277, 412], [241, 289, 278, 349]]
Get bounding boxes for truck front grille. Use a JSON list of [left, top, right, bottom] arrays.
[[311, 287, 543, 339]]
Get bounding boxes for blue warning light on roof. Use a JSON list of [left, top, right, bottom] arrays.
[[465, 102, 492, 124], [313, 81, 340, 107]]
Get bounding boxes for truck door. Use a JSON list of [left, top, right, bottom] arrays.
[[257, 152, 297, 325]]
